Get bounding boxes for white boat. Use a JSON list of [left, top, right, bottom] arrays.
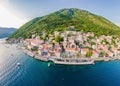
[[48, 63, 50, 67], [17, 62, 21, 66]]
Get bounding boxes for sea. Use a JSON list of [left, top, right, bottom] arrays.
[[0, 38, 120, 86]]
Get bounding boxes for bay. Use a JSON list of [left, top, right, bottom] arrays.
[[0, 39, 120, 86]]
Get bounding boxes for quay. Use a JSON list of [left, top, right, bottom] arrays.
[[23, 49, 94, 65]]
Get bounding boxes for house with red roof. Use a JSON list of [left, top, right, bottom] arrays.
[[91, 50, 99, 58], [31, 38, 42, 47], [106, 50, 114, 57]]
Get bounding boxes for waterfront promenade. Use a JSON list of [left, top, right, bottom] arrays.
[[23, 49, 95, 65], [23, 48, 120, 65]]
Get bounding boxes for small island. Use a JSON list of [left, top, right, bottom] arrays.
[[22, 26, 120, 65]]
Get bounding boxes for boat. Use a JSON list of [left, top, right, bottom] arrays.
[[17, 62, 21, 66], [48, 63, 50, 67]]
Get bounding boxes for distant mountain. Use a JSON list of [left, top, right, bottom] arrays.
[[0, 27, 16, 39], [9, 8, 120, 39]]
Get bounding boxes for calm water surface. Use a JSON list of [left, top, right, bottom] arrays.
[[0, 39, 120, 86]]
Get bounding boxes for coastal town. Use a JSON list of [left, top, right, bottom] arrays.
[[23, 26, 120, 65]]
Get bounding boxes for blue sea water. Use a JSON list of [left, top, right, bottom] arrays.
[[0, 39, 120, 86]]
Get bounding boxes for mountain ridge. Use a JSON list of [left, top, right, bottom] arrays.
[[0, 27, 16, 38]]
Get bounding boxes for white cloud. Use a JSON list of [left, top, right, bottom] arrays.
[[0, 4, 27, 28]]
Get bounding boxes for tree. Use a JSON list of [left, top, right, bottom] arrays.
[[86, 51, 92, 58], [41, 37, 47, 43], [88, 36, 94, 40], [111, 39, 116, 45], [55, 35, 63, 42], [76, 53, 81, 58], [108, 45, 112, 50], [101, 39, 110, 45], [31, 46, 38, 51], [100, 51, 105, 57], [91, 42, 96, 46]]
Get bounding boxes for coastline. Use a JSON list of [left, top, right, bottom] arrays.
[[7, 38, 120, 65], [7, 29, 120, 65], [23, 48, 120, 65]]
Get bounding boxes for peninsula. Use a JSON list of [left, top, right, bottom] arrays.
[[8, 8, 120, 65]]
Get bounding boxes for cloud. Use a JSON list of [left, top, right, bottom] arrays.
[[0, 5, 27, 28]]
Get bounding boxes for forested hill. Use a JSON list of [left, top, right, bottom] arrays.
[[9, 8, 120, 39]]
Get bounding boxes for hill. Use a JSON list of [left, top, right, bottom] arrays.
[[0, 27, 16, 38], [8, 8, 120, 39]]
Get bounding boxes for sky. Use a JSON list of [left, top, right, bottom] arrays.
[[0, 0, 120, 28]]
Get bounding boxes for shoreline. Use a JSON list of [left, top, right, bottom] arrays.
[[23, 48, 120, 65]]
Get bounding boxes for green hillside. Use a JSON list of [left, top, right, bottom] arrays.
[[9, 8, 120, 39]]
